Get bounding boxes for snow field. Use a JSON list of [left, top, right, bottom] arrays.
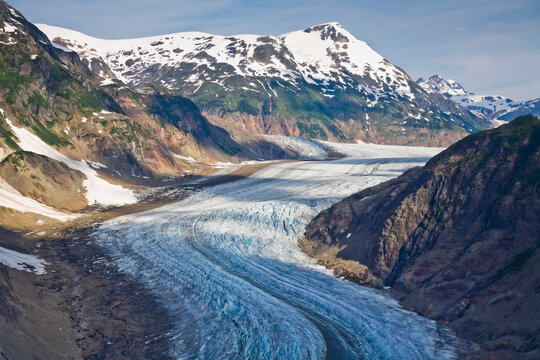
[[37, 23, 413, 97]]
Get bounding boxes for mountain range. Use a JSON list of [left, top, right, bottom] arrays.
[[417, 74, 540, 124], [38, 23, 490, 146]]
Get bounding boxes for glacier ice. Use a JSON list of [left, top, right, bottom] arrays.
[[93, 141, 456, 359]]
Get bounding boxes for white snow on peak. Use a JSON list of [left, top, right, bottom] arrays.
[[4, 115, 137, 207], [37, 23, 413, 96], [452, 93, 512, 110], [417, 75, 467, 96], [278, 22, 400, 89], [417, 74, 539, 121]]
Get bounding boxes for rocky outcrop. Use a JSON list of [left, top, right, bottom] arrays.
[[203, 108, 467, 147], [302, 115, 540, 358], [0, 151, 87, 210]]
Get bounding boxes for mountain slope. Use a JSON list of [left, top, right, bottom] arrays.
[[38, 23, 488, 146], [0, 151, 87, 211], [418, 75, 540, 124], [302, 115, 540, 358], [0, 0, 304, 224]]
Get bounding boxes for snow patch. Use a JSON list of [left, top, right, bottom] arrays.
[[173, 154, 200, 164], [50, 41, 74, 53], [2, 23, 18, 33], [0, 177, 77, 221], [100, 78, 115, 86], [5, 116, 136, 207], [87, 160, 108, 169], [262, 135, 328, 160], [0, 246, 48, 275]]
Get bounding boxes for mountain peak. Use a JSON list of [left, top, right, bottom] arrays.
[[417, 74, 467, 96], [306, 21, 344, 30], [299, 21, 354, 42], [417, 74, 540, 122]]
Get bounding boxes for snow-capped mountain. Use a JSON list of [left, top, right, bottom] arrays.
[[38, 22, 412, 98], [415, 75, 467, 96], [417, 75, 540, 123], [1, 0, 290, 221], [38, 23, 488, 145]]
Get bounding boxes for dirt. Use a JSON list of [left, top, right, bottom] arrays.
[[0, 226, 174, 360]]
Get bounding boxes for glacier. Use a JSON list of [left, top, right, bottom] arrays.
[[93, 140, 458, 359]]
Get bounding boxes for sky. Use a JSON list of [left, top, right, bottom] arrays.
[[9, 0, 540, 100]]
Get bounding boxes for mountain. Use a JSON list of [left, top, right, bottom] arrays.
[[38, 23, 489, 146], [0, 0, 306, 225], [415, 74, 468, 96], [302, 115, 540, 358], [418, 75, 540, 124]]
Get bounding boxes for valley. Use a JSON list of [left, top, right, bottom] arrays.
[[0, 0, 538, 358], [91, 140, 451, 359]]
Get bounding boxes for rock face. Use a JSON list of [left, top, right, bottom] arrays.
[[303, 115, 540, 358], [0, 226, 174, 360], [38, 23, 489, 146]]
